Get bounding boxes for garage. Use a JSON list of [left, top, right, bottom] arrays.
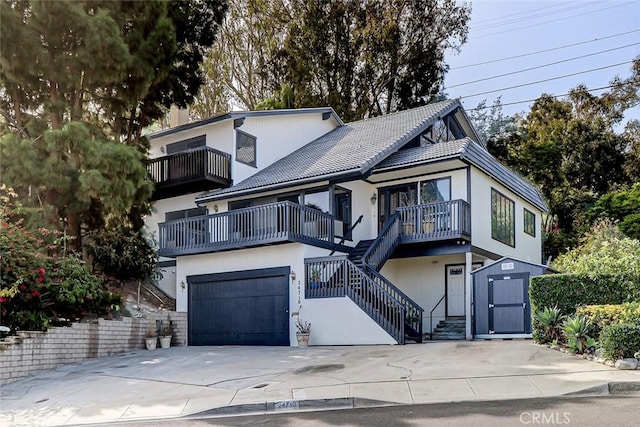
[[187, 266, 290, 346], [472, 257, 553, 339]]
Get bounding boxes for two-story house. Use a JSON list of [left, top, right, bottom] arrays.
[[145, 99, 546, 347]]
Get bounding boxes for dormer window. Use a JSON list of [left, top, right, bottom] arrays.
[[236, 130, 256, 167]]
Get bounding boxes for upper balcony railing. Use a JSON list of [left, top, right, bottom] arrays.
[[148, 147, 232, 200], [396, 199, 471, 242], [158, 201, 341, 257]]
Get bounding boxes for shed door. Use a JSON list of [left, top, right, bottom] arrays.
[[488, 273, 529, 334], [188, 267, 290, 346]]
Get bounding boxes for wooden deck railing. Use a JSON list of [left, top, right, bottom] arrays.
[[147, 146, 231, 189], [397, 199, 471, 242], [158, 201, 336, 256]]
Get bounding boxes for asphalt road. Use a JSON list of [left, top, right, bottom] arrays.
[[119, 395, 640, 427]]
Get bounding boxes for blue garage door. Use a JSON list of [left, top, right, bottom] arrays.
[[188, 267, 290, 345]]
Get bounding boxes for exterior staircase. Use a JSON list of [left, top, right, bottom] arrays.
[[306, 213, 424, 344], [348, 239, 374, 267], [431, 317, 466, 340]]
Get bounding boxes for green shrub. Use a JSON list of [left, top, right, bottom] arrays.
[[562, 315, 591, 354], [529, 274, 640, 341], [1, 186, 122, 332], [577, 303, 640, 337], [600, 324, 640, 360], [86, 225, 160, 282], [534, 306, 565, 344]]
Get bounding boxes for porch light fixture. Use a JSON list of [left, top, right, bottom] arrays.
[[370, 192, 378, 205], [290, 271, 296, 281], [213, 204, 219, 213], [180, 280, 186, 289]]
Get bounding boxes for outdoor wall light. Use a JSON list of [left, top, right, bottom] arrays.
[[180, 280, 186, 289], [213, 204, 219, 212], [370, 192, 378, 205], [290, 271, 296, 281]]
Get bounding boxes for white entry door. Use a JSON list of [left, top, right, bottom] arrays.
[[447, 265, 466, 316]]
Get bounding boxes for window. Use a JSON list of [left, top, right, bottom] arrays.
[[166, 135, 205, 154], [165, 207, 207, 221], [524, 208, 536, 237], [420, 177, 451, 203], [236, 130, 256, 167], [491, 188, 515, 247]]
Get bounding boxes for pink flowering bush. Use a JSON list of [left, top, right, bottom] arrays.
[[0, 186, 120, 332]]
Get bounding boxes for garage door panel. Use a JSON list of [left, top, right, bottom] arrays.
[[188, 267, 290, 346]]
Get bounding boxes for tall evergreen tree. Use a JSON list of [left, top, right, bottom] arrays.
[[0, 0, 227, 251], [193, 0, 470, 121]]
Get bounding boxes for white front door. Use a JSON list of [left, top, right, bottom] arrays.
[[447, 265, 465, 316]]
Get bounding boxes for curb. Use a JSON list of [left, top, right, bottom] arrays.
[[185, 381, 640, 420], [562, 381, 640, 397]]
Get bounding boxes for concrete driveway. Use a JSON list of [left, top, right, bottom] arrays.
[[1, 340, 639, 426]]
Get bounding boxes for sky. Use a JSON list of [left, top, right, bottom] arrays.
[[444, 0, 640, 120]]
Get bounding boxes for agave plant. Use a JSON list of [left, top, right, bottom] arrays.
[[535, 306, 565, 343], [562, 315, 592, 354]]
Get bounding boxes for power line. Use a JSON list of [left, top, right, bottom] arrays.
[[464, 82, 629, 112], [471, 0, 581, 26], [447, 42, 640, 89], [472, 2, 636, 39], [458, 60, 634, 99], [450, 29, 640, 70], [471, 1, 599, 31]]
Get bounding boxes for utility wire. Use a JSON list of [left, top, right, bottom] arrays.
[[472, 2, 636, 39], [464, 82, 630, 111], [471, 0, 581, 26], [457, 60, 634, 99], [471, 1, 599, 31], [450, 29, 640, 70], [447, 42, 640, 88]]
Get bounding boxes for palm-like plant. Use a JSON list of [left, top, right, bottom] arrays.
[[562, 315, 591, 354], [535, 306, 565, 343]]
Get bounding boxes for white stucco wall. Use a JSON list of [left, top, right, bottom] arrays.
[[469, 167, 543, 263], [381, 254, 467, 333], [304, 297, 397, 345]]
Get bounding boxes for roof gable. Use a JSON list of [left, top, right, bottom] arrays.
[[197, 99, 461, 202]]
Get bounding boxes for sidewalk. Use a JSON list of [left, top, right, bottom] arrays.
[[1, 340, 639, 426]]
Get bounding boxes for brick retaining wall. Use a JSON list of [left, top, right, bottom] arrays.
[[0, 312, 187, 385]]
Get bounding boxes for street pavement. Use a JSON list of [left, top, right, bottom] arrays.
[[1, 340, 639, 426]]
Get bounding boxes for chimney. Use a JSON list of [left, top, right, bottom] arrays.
[[169, 105, 190, 127]]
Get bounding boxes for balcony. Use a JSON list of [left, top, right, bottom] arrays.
[[148, 147, 232, 200], [396, 199, 471, 243], [158, 201, 346, 257]]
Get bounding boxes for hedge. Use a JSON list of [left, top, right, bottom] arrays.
[[530, 274, 640, 317], [600, 324, 640, 360], [576, 303, 640, 337], [530, 274, 640, 341]]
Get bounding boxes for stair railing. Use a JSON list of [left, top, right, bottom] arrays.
[[329, 214, 364, 256], [362, 212, 401, 272], [363, 265, 423, 342], [429, 294, 446, 340]]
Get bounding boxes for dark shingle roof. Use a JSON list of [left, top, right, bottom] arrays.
[[375, 138, 546, 211], [195, 99, 547, 212], [197, 99, 460, 203], [376, 138, 471, 169]]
